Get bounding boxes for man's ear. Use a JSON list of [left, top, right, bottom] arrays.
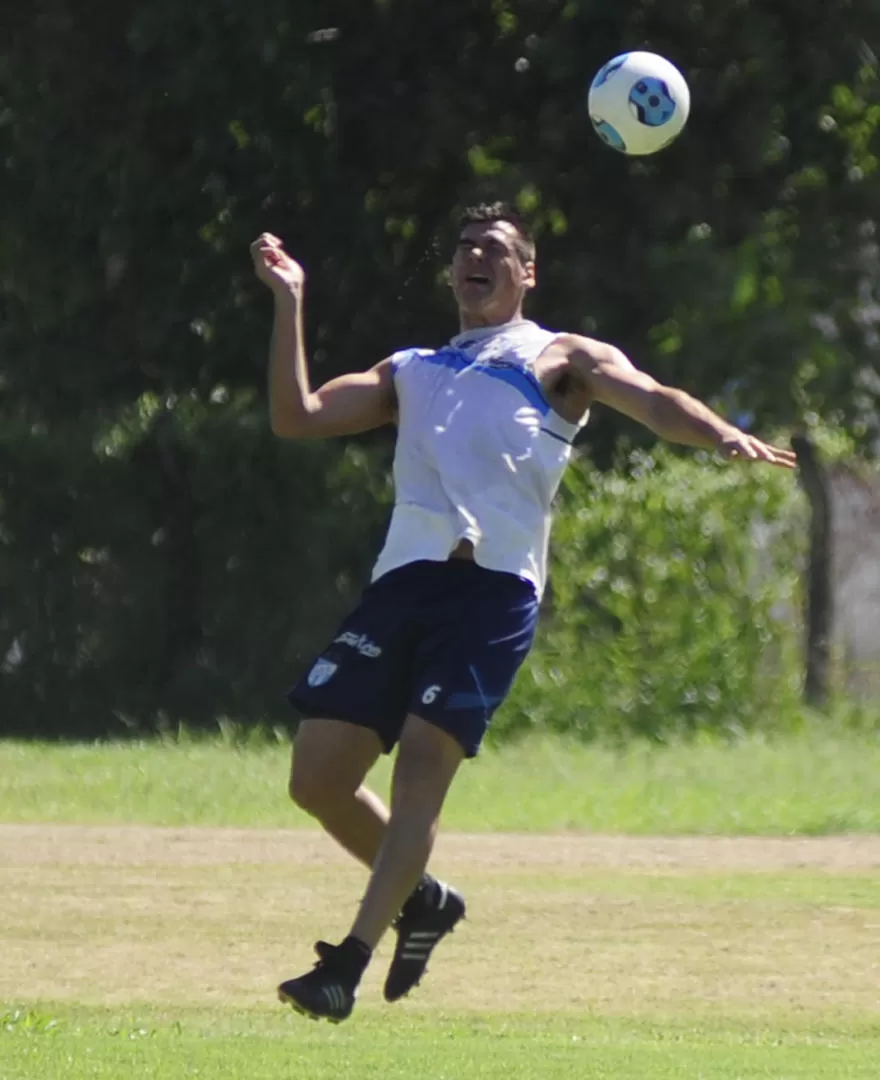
[[522, 260, 536, 290]]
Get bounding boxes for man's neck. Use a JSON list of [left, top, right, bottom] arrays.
[[458, 307, 525, 332]]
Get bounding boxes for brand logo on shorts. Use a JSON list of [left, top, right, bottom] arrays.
[[334, 632, 382, 658], [307, 658, 338, 688]]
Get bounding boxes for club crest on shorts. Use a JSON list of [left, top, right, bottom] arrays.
[[307, 658, 338, 688]]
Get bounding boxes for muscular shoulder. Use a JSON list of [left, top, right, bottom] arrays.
[[554, 333, 635, 373], [537, 334, 640, 416]]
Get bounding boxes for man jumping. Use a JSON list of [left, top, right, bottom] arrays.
[[250, 203, 796, 1023]]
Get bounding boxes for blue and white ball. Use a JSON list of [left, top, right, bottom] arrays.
[[588, 52, 690, 156]]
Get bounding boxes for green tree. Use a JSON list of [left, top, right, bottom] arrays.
[[1, 0, 877, 735]]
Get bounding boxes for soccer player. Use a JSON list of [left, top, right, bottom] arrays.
[[250, 203, 796, 1022]]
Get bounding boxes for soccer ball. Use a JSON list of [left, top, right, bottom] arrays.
[[588, 51, 690, 156]]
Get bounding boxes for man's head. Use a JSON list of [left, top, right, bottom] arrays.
[[450, 202, 536, 328]]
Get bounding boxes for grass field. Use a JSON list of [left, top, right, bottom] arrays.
[[2, 724, 880, 833], [2, 730, 879, 1078]]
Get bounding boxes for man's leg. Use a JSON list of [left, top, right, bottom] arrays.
[[288, 717, 386, 867], [348, 714, 463, 948], [277, 716, 390, 1024], [278, 714, 465, 1021]]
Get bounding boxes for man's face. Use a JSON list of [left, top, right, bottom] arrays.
[[450, 220, 535, 318]]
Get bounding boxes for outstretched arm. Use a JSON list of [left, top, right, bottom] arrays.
[[564, 335, 796, 468], [251, 233, 397, 439]]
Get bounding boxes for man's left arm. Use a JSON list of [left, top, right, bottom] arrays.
[[564, 335, 797, 469]]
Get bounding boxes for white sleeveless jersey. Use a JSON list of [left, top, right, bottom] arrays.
[[371, 319, 588, 597]]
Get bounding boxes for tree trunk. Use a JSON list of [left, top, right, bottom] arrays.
[[791, 434, 833, 707]]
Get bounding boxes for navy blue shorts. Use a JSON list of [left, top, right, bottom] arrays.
[[287, 559, 539, 757]]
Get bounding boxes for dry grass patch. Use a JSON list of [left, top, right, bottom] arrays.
[[1, 826, 878, 1016]]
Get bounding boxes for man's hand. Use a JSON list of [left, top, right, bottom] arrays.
[[719, 430, 798, 469], [250, 233, 305, 296]]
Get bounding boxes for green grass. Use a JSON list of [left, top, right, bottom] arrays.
[[2, 1007, 879, 1080], [2, 723, 879, 1080], [2, 725, 880, 833]]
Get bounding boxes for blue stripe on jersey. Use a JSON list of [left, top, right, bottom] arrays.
[[423, 347, 550, 415], [391, 347, 434, 373]]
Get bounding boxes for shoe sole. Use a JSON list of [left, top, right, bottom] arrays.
[[277, 987, 348, 1024]]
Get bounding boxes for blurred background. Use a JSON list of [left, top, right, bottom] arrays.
[[1, 0, 878, 741]]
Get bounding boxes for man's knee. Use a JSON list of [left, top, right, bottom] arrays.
[[288, 718, 381, 817], [288, 758, 335, 816]]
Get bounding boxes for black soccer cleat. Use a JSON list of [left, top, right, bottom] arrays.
[[384, 880, 466, 1003], [277, 941, 361, 1023]]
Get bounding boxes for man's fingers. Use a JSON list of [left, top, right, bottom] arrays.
[[769, 446, 798, 464], [250, 233, 283, 256], [756, 442, 798, 467], [725, 438, 799, 469]]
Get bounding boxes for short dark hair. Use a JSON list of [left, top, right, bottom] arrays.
[[458, 202, 536, 264]]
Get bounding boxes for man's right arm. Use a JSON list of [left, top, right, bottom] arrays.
[[253, 233, 396, 440], [268, 292, 396, 439]]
